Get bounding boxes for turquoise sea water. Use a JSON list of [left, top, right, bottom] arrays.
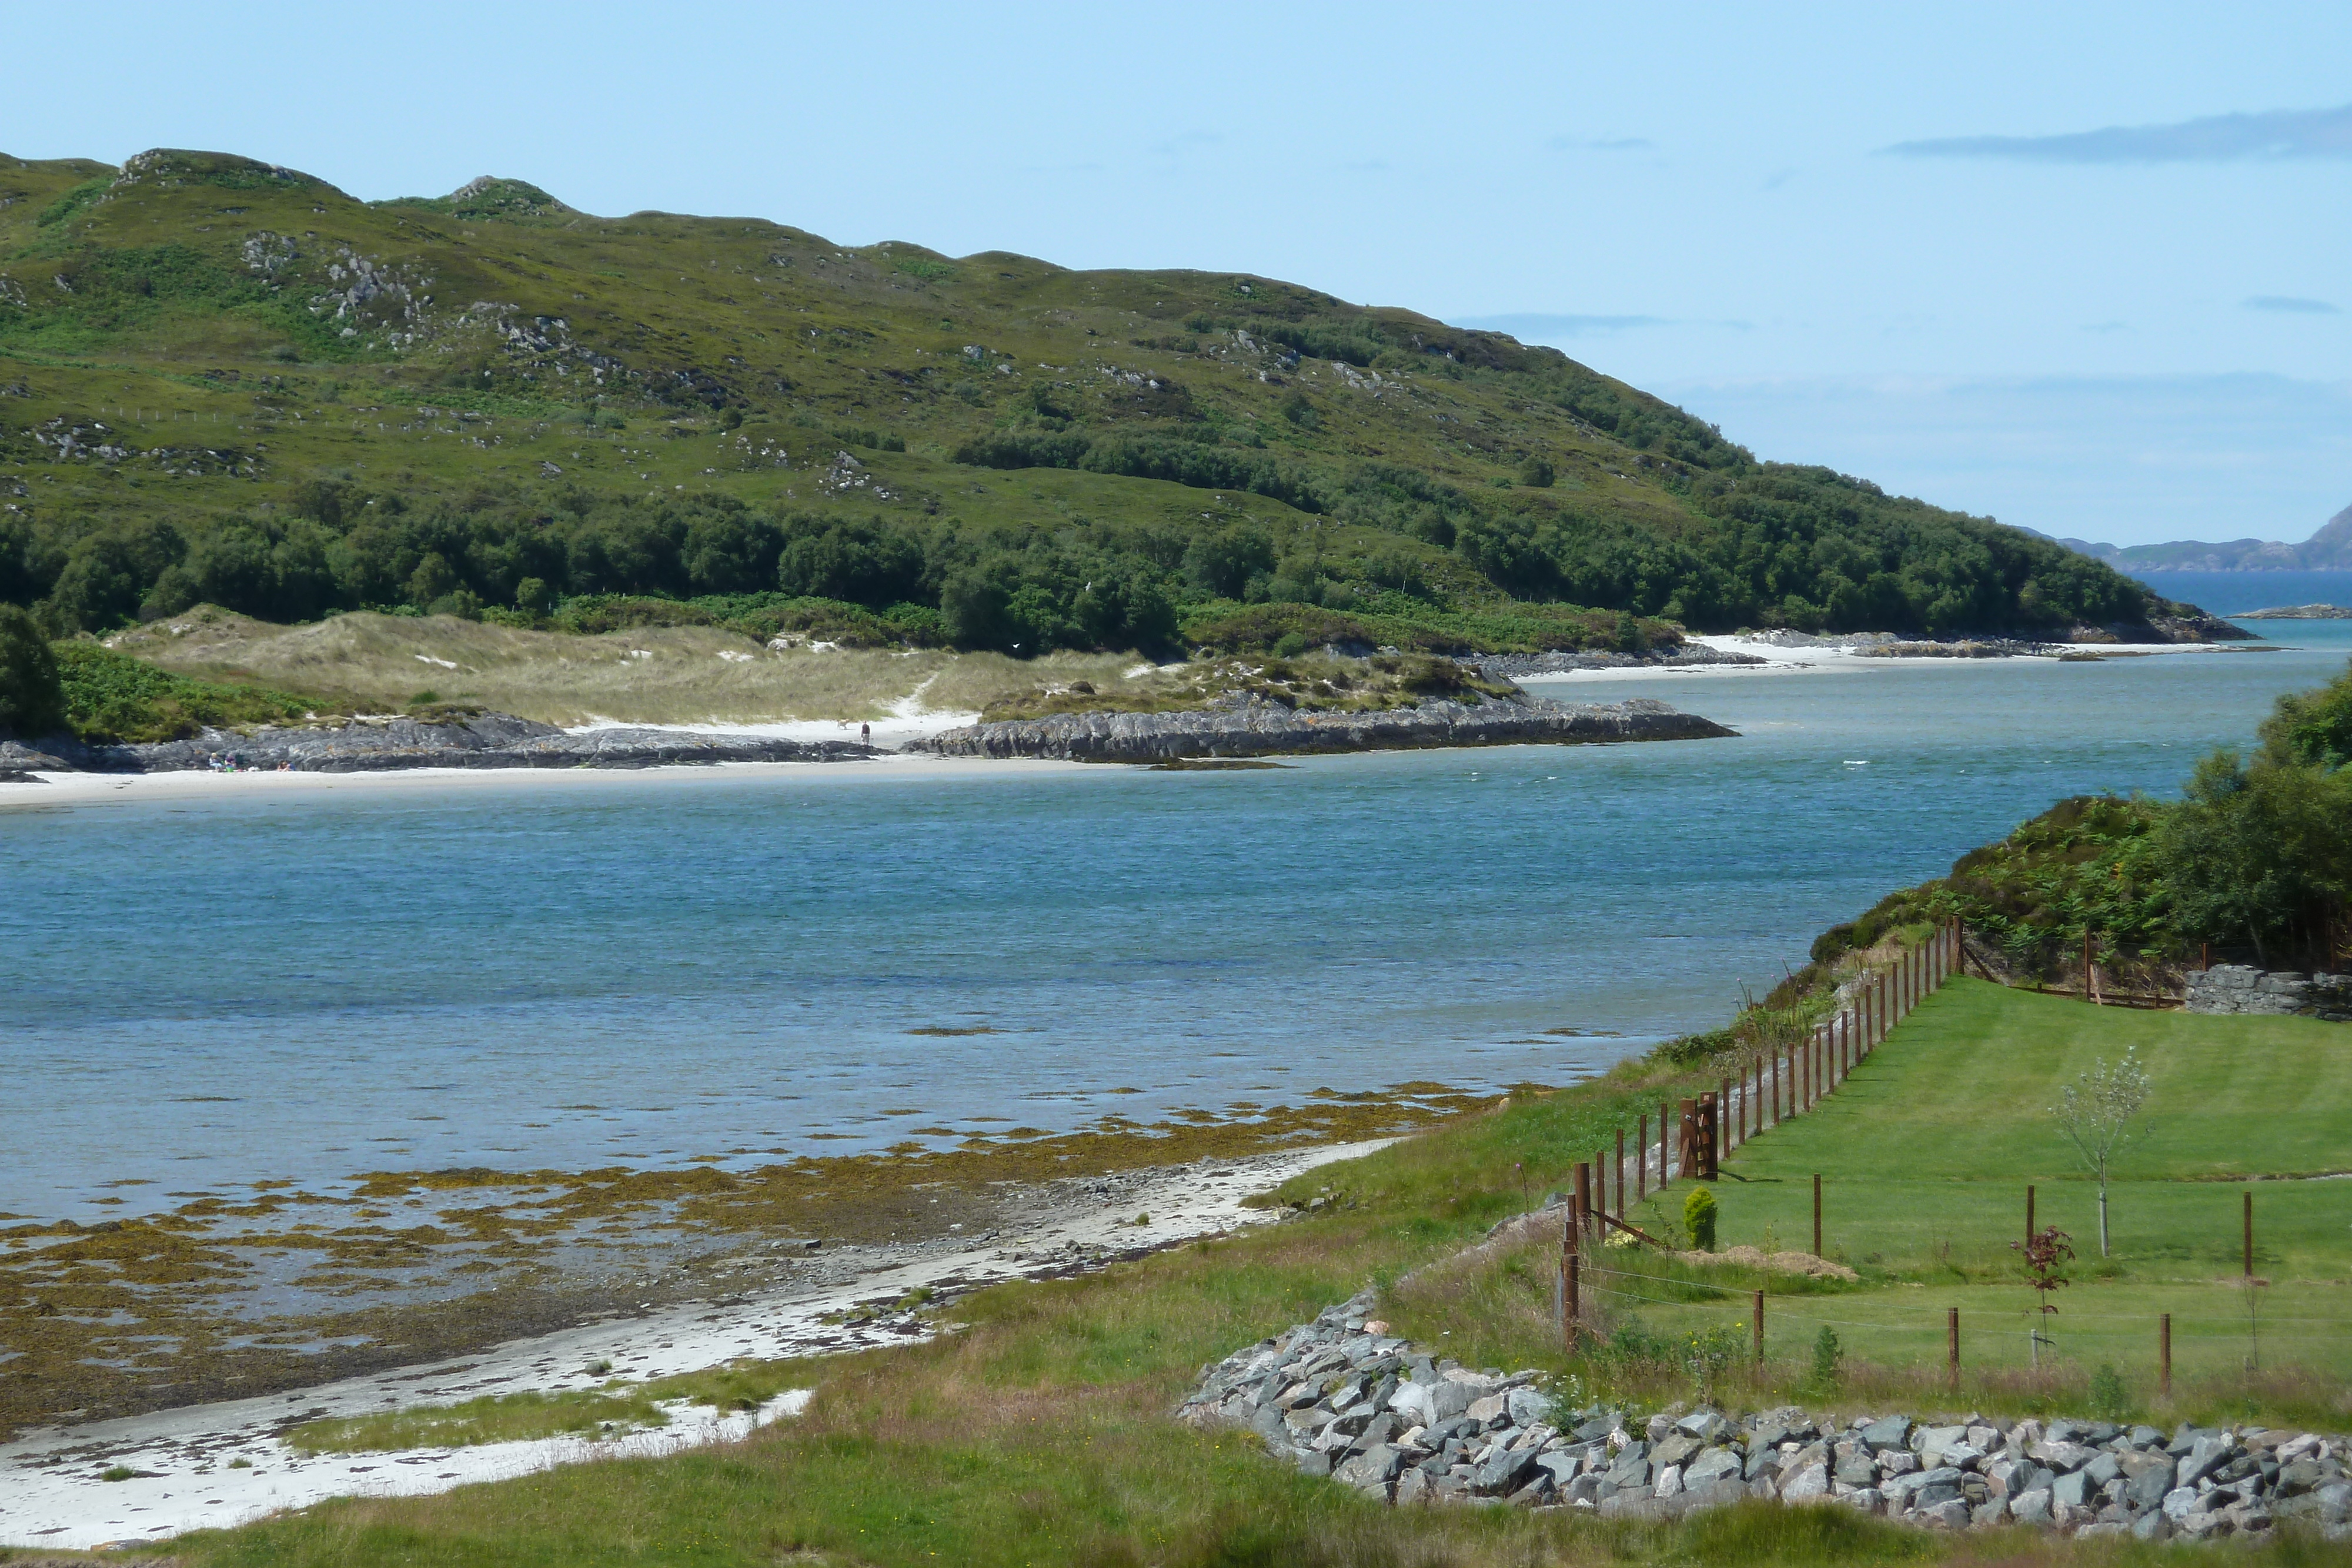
[[2127, 570, 2352, 616], [5, 623, 2349, 1221]]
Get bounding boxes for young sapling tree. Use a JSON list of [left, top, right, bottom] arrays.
[[2050, 1049, 2152, 1256], [2012, 1225, 2074, 1367]]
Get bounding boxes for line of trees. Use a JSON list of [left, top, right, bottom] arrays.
[[0, 491, 1199, 656]]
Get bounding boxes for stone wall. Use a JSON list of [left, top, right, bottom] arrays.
[[1180, 1292, 2351, 1543], [2186, 965, 2352, 1021]]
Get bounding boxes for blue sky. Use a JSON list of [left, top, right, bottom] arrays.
[[4, 1, 2345, 546]]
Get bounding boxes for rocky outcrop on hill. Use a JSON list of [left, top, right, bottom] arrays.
[[1182, 1291, 2351, 1541], [0, 713, 875, 773], [2187, 965, 2352, 1021], [914, 692, 1734, 763]]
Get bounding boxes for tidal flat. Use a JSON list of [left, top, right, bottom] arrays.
[[0, 1087, 1481, 1439]]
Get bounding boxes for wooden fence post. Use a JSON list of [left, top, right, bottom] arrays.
[[1718, 1078, 1732, 1153], [1568, 1248, 1581, 1346], [1660, 1100, 1672, 1181], [1615, 1128, 1625, 1216], [1812, 1174, 1823, 1258], [1574, 1162, 1591, 1238], [1636, 1114, 1647, 1201], [1562, 1218, 1578, 1350], [2026, 1184, 2035, 1246], [2245, 1191, 2254, 1278], [2160, 1312, 2172, 1395], [1947, 1307, 1960, 1390], [1753, 1290, 1765, 1363]]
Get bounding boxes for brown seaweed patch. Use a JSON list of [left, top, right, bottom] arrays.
[[0, 1077, 1514, 1441]]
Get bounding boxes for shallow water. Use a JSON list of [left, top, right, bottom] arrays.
[[5, 624, 2348, 1220]]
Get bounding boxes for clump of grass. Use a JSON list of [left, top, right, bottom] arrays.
[[283, 1388, 671, 1453]]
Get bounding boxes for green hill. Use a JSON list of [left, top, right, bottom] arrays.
[[1, 148, 2193, 654]]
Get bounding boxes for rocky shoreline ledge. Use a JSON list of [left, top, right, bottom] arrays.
[[916, 692, 1733, 763], [1475, 646, 1769, 678], [0, 712, 877, 774], [1180, 1290, 2351, 1543]]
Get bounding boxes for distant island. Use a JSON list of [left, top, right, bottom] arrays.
[[2030, 502, 2352, 573], [2238, 603, 2352, 620]]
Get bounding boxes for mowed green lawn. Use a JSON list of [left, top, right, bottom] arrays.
[[1615, 979, 2352, 1388]]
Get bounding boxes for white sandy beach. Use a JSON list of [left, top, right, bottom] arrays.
[[0, 748, 1100, 811], [1520, 632, 2257, 684], [0, 1137, 1396, 1550]]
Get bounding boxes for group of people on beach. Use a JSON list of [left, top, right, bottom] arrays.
[[205, 754, 293, 773]]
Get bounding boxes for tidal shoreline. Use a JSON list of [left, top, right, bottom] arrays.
[[0, 1138, 1397, 1550]]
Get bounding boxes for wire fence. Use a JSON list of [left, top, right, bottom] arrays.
[[1538, 922, 2350, 1386]]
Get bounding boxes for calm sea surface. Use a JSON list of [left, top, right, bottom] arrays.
[[5, 621, 2349, 1221]]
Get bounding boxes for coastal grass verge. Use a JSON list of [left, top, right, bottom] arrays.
[[149, 1012, 2345, 1566]]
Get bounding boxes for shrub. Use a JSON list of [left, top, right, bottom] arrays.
[[1808, 1325, 1843, 1394], [1684, 1187, 1719, 1252], [0, 606, 66, 738], [2089, 1362, 2131, 1422], [51, 643, 316, 744]]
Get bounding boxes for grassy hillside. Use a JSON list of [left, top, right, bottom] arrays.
[[0, 149, 2186, 657]]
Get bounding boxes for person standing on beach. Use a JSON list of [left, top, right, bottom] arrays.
[[861, 722, 871, 745]]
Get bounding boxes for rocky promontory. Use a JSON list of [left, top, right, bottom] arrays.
[[913, 691, 1735, 763], [0, 712, 876, 774]]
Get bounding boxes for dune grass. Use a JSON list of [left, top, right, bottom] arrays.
[[107, 607, 1167, 727]]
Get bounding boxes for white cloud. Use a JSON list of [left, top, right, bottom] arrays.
[[1885, 102, 2352, 163]]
